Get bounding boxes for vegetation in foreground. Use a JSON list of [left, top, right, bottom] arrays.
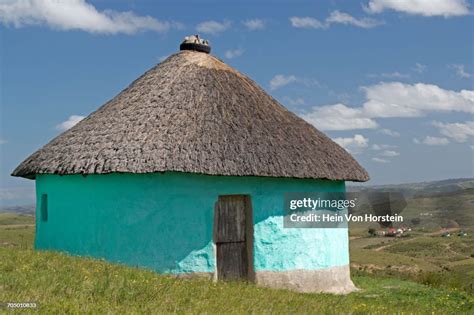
[[348, 181, 474, 294], [0, 213, 34, 249], [1, 247, 473, 314], [350, 224, 474, 293], [1, 212, 473, 314]]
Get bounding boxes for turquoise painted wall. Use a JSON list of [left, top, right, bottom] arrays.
[[35, 172, 349, 273]]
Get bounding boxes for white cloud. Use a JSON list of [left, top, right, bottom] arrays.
[[0, 138, 6, 144], [196, 20, 231, 34], [269, 75, 320, 92], [372, 144, 397, 150], [432, 121, 474, 142], [368, 71, 410, 79], [422, 136, 449, 146], [362, 82, 474, 118], [378, 128, 400, 137], [326, 10, 382, 28], [414, 63, 427, 73], [56, 115, 85, 131], [413, 138, 421, 144], [372, 147, 399, 162], [0, 0, 174, 34], [224, 48, 244, 59], [290, 10, 384, 29], [291, 11, 382, 29], [242, 19, 265, 30], [382, 72, 410, 78], [332, 134, 369, 154], [269, 74, 297, 90], [380, 150, 400, 157], [449, 64, 472, 78], [372, 157, 389, 163], [284, 97, 306, 106], [301, 82, 473, 131], [365, 0, 470, 17], [301, 104, 378, 131], [301, 78, 323, 89], [289, 16, 326, 29]]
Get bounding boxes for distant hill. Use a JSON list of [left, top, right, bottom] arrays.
[[0, 205, 35, 215], [349, 178, 474, 228], [349, 178, 474, 197]]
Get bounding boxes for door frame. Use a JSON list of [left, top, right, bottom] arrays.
[[213, 194, 254, 282]]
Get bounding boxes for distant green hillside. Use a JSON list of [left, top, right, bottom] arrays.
[[0, 205, 35, 215], [402, 188, 474, 228], [349, 178, 474, 197], [0, 213, 35, 226], [349, 178, 474, 229]]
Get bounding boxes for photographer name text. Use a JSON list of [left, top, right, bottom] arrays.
[[289, 213, 403, 223]]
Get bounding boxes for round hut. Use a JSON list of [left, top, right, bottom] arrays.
[[12, 36, 369, 294]]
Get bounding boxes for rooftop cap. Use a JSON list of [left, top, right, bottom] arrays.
[[180, 35, 211, 54]]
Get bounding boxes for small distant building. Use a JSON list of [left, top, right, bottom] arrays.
[[12, 37, 369, 294], [386, 227, 397, 237]]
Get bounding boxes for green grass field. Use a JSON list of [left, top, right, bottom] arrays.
[[347, 186, 474, 294], [1, 212, 473, 314], [0, 213, 34, 249], [0, 213, 35, 226], [1, 248, 473, 314], [350, 229, 474, 293]]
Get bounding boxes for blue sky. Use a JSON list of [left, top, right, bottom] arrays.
[[0, 0, 473, 205]]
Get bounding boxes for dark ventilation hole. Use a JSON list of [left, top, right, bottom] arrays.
[[40, 194, 48, 222]]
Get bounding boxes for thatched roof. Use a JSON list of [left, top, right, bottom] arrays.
[[12, 50, 369, 181]]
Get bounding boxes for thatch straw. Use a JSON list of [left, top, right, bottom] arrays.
[[12, 51, 369, 181]]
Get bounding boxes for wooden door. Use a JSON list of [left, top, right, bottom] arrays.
[[214, 195, 253, 281]]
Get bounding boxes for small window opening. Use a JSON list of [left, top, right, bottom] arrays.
[[40, 194, 48, 222]]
